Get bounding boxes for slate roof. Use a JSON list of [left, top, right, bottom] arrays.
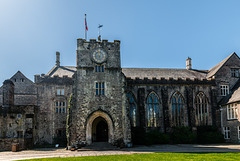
[[220, 87, 240, 105], [46, 66, 76, 78], [122, 68, 208, 80], [207, 53, 236, 78]]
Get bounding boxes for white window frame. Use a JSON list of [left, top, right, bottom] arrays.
[[227, 104, 238, 120], [220, 85, 229, 96], [223, 127, 230, 139]]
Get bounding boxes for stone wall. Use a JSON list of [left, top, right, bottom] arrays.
[[35, 76, 73, 145], [127, 78, 217, 132]]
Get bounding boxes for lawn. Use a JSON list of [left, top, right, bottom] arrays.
[[21, 153, 240, 161]]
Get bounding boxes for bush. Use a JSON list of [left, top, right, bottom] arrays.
[[171, 126, 197, 144], [197, 126, 225, 144], [145, 130, 170, 145], [131, 127, 146, 145]]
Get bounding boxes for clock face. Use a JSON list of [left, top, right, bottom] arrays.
[[92, 48, 107, 64]]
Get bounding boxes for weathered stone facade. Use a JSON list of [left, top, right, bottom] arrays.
[[69, 39, 131, 146], [2, 38, 240, 151]]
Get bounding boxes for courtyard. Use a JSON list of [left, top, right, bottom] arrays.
[[1, 144, 240, 161]]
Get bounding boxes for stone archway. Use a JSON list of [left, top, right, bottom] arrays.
[[86, 111, 114, 145], [92, 117, 108, 142]]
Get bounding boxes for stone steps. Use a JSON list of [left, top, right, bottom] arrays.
[[79, 142, 119, 151]]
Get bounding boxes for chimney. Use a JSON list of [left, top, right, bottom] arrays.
[[56, 51, 60, 67], [2, 79, 14, 107], [186, 57, 192, 70]]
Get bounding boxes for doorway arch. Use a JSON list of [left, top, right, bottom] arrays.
[[86, 111, 114, 145], [92, 117, 108, 142]]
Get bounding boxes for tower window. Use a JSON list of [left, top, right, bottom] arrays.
[[56, 88, 64, 96], [96, 82, 105, 95], [55, 101, 66, 113], [95, 65, 104, 72]]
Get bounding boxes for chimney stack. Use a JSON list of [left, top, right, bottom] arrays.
[[56, 51, 60, 67], [186, 57, 192, 70], [2, 79, 14, 107]]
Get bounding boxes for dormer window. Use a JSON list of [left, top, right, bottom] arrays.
[[231, 68, 239, 77]]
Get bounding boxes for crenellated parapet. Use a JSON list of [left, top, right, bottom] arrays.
[[76, 38, 120, 69], [34, 74, 73, 85], [126, 77, 216, 85]]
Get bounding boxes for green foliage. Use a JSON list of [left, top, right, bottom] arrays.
[[131, 128, 170, 145], [131, 127, 146, 145], [197, 126, 225, 144], [21, 153, 240, 161], [171, 126, 197, 144], [145, 130, 170, 145]]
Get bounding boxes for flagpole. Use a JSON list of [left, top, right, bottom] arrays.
[[85, 14, 87, 40]]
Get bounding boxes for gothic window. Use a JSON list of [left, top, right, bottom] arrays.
[[147, 92, 160, 127], [96, 82, 104, 95], [195, 92, 208, 126], [227, 103, 238, 120], [55, 101, 66, 113], [127, 92, 136, 127], [171, 92, 184, 127], [220, 85, 229, 96], [95, 65, 104, 72], [56, 88, 64, 96]]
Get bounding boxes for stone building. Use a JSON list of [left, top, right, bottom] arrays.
[[1, 38, 240, 150]]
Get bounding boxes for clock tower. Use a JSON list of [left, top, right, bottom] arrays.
[[69, 39, 131, 147]]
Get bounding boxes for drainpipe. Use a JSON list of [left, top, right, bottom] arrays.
[[219, 105, 223, 134]]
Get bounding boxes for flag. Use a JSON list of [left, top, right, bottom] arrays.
[[85, 14, 88, 31]]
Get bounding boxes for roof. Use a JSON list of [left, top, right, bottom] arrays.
[[221, 86, 240, 105], [122, 68, 208, 80], [46, 66, 76, 78], [207, 52, 237, 78]]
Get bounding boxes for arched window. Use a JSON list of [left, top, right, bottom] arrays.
[[195, 92, 208, 126], [127, 92, 136, 127], [147, 92, 160, 127], [171, 92, 184, 126]]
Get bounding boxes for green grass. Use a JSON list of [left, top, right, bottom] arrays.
[[21, 153, 240, 161]]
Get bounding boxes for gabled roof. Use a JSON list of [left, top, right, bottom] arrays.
[[122, 68, 208, 80], [10, 70, 34, 84], [46, 66, 76, 78], [207, 52, 239, 78]]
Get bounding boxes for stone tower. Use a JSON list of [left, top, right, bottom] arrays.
[[69, 39, 131, 146]]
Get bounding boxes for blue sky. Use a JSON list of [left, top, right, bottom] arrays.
[[1, 0, 240, 83]]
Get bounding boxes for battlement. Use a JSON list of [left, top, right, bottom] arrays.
[[126, 77, 215, 85], [77, 38, 120, 51], [34, 74, 73, 84]]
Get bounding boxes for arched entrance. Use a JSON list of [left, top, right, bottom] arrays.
[[92, 117, 108, 142], [86, 110, 114, 145]]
